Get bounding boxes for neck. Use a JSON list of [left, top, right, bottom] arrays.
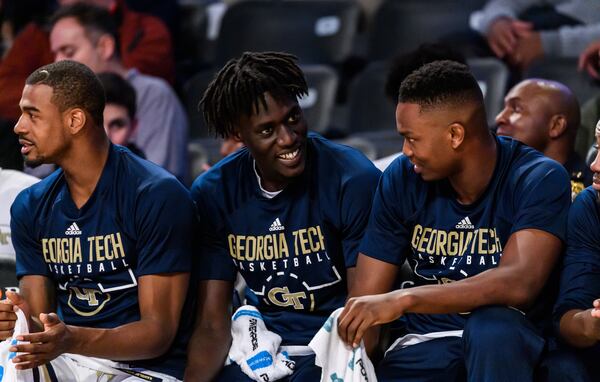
[[543, 142, 571, 165], [449, 133, 497, 205], [59, 133, 110, 209], [104, 60, 128, 78]]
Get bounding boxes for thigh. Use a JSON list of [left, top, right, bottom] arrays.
[[289, 355, 322, 382], [377, 336, 466, 382], [214, 363, 255, 382]]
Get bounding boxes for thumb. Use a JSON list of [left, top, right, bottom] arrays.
[[5, 291, 24, 307], [39, 312, 60, 328]]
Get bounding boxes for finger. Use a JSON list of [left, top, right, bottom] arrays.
[[11, 342, 51, 354], [578, 53, 589, 71], [40, 312, 60, 326], [489, 41, 505, 58], [0, 310, 17, 320], [0, 320, 16, 330], [352, 322, 370, 348], [18, 331, 54, 343], [0, 302, 16, 312], [512, 20, 533, 34], [586, 63, 600, 79], [591, 308, 600, 319], [497, 34, 516, 56], [337, 308, 357, 345], [0, 330, 15, 340], [14, 359, 48, 370], [5, 291, 23, 306]]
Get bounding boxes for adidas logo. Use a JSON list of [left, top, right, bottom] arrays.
[[455, 216, 475, 229], [269, 218, 285, 232], [65, 222, 82, 236]]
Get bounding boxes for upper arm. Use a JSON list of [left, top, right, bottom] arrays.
[[19, 275, 55, 318], [137, 273, 190, 338], [349, 253, 399, 297], [194, 279, 234, 331], [339, 166, 381, 267]]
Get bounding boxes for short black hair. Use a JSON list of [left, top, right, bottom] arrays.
[[51, 2, 120, 58], [385, 43, 467, 102], [399, 60, 483, 110], [97, 72, 136, 119], [26, 60, 105, 127], [201, 51, 308, 138]]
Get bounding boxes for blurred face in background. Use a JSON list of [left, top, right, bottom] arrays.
[[103, 103, 136, 146]]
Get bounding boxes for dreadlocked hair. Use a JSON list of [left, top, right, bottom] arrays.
[[201, 51, 308, 138]]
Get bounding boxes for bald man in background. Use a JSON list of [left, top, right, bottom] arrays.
[[496, 78, 591, 199]]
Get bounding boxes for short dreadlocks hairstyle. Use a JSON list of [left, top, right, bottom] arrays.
[[201, 51, 308, 138], [26, 60, 105, 127], [399, 60, 483, 111]]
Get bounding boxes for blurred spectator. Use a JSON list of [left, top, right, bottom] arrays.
[[97, 71, 145, 158], [496, 78, 591, 198], [0, 0, 52, 57], [470, 0, 600, 70], [0, 0, 174, 123], [50, 3, 188, 181], [0, 168, 37, 260], [219, 136, 243, 158]]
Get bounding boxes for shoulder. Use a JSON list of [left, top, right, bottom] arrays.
[[308, 133, 381, 182], [191, 148, 251, 200], [571, 187, 598, 218], [127, 70, 175, 97], [499, 136, 569, 184]]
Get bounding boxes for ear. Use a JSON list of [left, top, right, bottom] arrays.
[[96, 34, 116, 61], [548, 114, 567, 139], [65, 108, 86, 135], [448, 123, 465, 149], [231, 128, 243, 143]]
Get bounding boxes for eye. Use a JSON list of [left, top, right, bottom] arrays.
[[287, 111, 301, 125], [260, 126, 273, 136], [29, 112, 36, 121]]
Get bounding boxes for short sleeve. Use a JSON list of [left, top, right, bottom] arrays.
[[11, 190, 49, 278], [190, 176, 237, 282], [339, 166, 381, 267], [359, 158, 414, 266], [134, 178, 194, 276], [512, 160, 571, 241], [554, 188, 600, 324]]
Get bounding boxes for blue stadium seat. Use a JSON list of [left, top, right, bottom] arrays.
[[216, 0, 360, 65]]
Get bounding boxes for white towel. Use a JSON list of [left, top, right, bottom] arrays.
[[228, 306, 295, 382], [308, 308, 377, 382], [0, 308, 34, 382]]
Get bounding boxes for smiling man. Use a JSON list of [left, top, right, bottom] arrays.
[[496, 78, 591, 198], [185, 52, 381, 381], [337, 60, 571, 381]]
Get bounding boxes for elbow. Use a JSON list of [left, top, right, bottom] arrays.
[[142, 323, 179, 359], [502, 282, 539, 310]]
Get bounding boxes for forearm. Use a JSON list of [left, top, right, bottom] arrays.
[[68, 317, 175, 360], [559, 309, 599, 348], [389, 267, 538, 316], [184, 326, 231, 381]]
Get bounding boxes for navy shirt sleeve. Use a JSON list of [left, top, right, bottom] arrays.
[[511, 159, 570, 241], [190, 175, 237, 282], [359, 157, 415, 266], [135, 178, 194, 276], [11, 189, 49, 278], [339, 166, 381, 267], [554, 188, 600, 324]]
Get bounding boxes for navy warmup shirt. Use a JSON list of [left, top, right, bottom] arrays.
[[11, 144, 196, 379], [360, 136, 570, 334], [191, 133, 381, 345]]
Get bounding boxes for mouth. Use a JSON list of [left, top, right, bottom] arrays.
[[593, 173, 600, 190], [276, 147, 301, 164], [19, 139, 34, 155], [496, 126, 509, 136]]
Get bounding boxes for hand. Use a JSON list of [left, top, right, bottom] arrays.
[[579, 299, 600, 341], [11, 313, 74, 369], [507, 30, 543, 69], [578, 41, 600, 79], [0, 291, 31, 340], [337, 292, 404, 348], [487, 17, 533, 58]]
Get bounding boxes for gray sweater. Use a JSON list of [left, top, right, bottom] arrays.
[[470, 0, 600, 57]]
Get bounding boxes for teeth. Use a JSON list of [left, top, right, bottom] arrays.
[[279, 149, 299, 160]]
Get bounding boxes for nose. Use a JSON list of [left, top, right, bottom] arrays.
[[277, 124, 296, 147], [401, 139, 412, 158], [13, 115, 26, 136], [590, 148, 600, 174], [495, 107, 508, 127]]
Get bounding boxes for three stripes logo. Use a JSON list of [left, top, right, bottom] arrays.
[[269, 218, 285, 232], [455, 216, 474, 229], [65, 222, 82, 236]]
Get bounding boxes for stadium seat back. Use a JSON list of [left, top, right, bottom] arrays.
[[468, 57, 509, 128]]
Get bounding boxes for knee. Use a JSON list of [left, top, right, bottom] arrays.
[[463, 306, 534, 350]]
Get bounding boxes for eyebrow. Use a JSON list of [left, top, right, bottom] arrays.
[[21, 105, 40, 113]]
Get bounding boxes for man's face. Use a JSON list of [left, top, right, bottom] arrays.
[[103, 103, 134, 146], [397, 102, 456, 181], [50, 17, 105, 72], [495, 81, 551, 152], [590, 123, 600, 192], [236, 93, 308, 191], [14, 84, 70, 167]]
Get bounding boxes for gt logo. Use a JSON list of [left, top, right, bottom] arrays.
[[68, 287, 111, 317], [267, 287, 306, 309], [72, 287, 103, 306]]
